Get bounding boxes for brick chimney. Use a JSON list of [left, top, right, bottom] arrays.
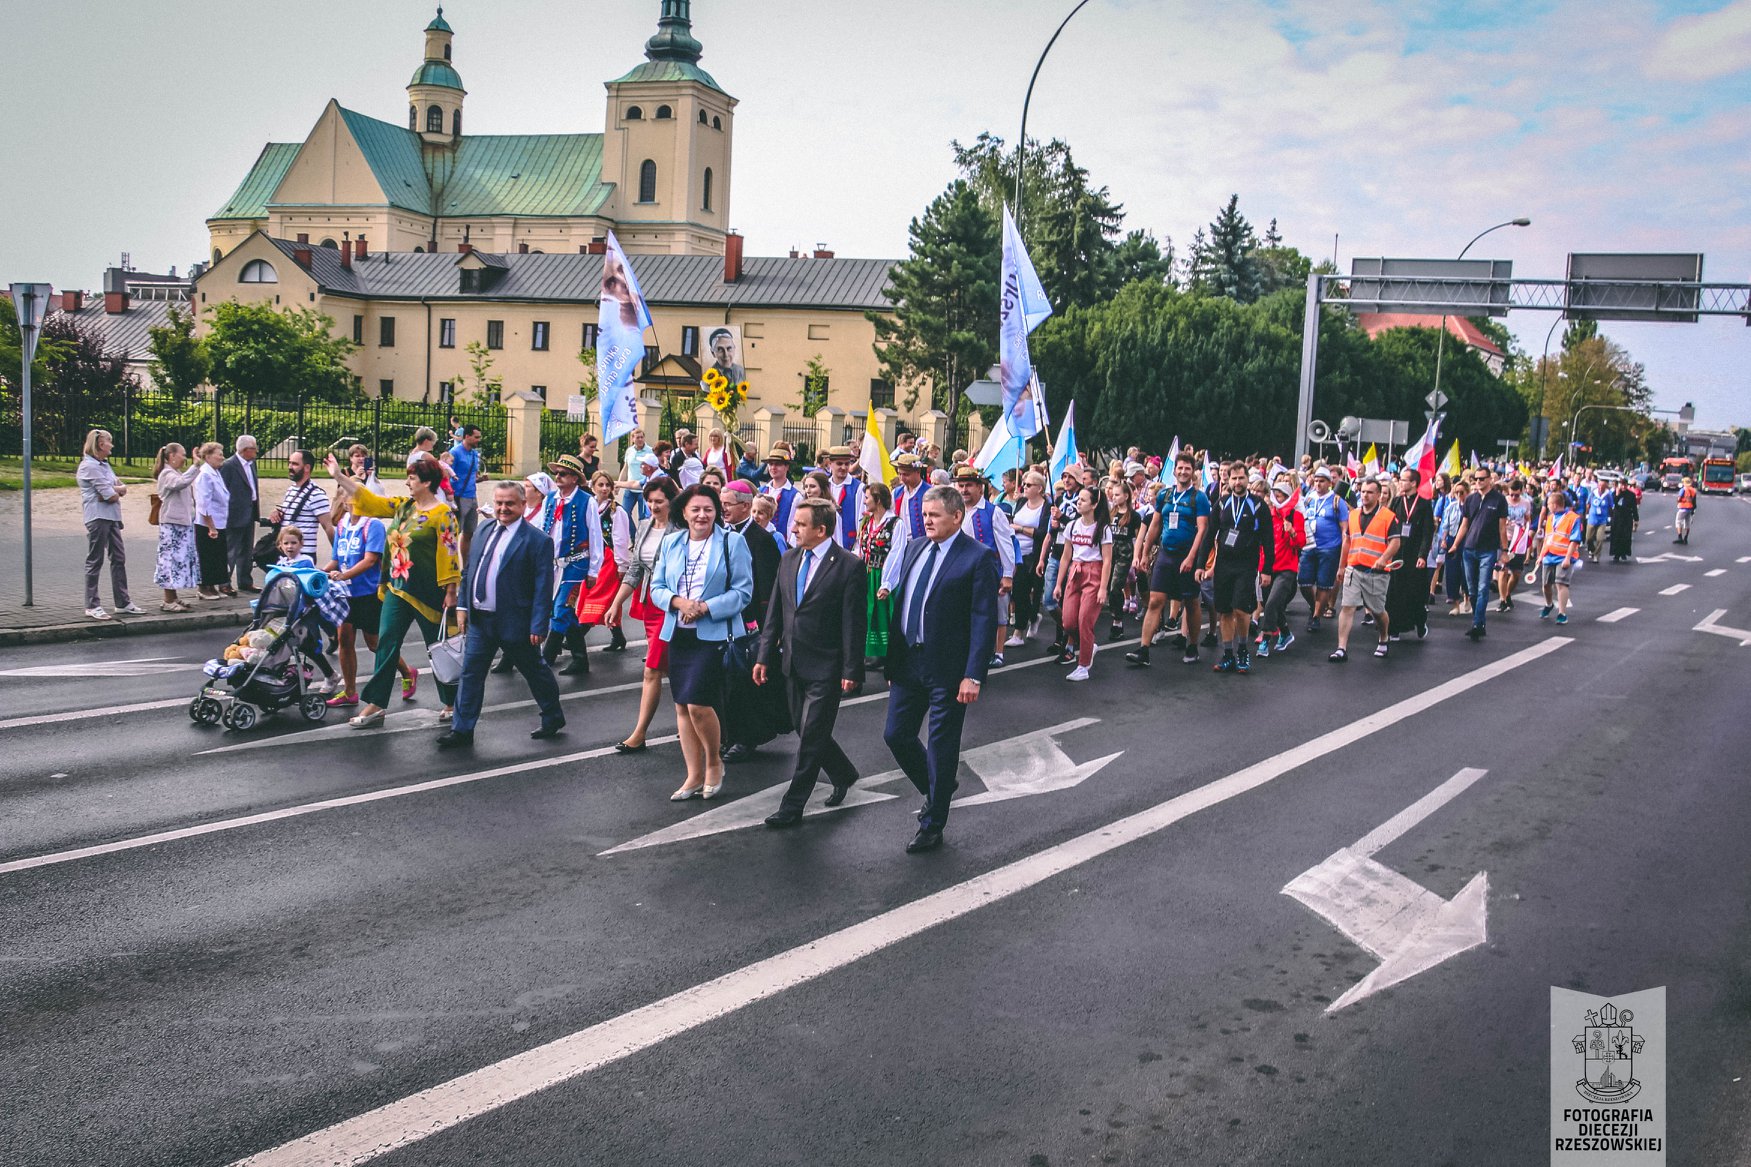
[[723, 231, 744, 283], [788, 248, 799, 259], [61, 290, 84, 312], [459, 242, 474, 255], [587, 238, 607, 255], [340, 232, 353, 270], [296, 233, 310, 245], [355, 234, 368, 261], [104, 290, 129, 314], [102, 267, 128, 313], [518, 242, 529, 254], [812, 246, 835, 259], [293, 247, 314, 270]]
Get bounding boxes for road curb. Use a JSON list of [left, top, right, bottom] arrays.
[[0, 609, 253, 647]]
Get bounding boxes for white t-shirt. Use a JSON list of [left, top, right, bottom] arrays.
[[1059, 517, 1111, 564], [1012, 501, 1045, 560]]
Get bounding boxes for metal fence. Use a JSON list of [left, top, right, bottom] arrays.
[[539, 408, 595, 469]]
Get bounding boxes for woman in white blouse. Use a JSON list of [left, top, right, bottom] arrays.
[[193, 442, 232, 599]]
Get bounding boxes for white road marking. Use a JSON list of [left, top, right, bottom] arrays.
[[1596, 607, 1639, 623], [599, 718, 1114, 855], [1660, 584, 1691, 596], [0, 657, 196, 679], [0, 736, 680, 877], [0, 697, 188, 732], [1706, 569, 1727, 577], [1283, 768, 1490, 1012], [1737, 556, 1751, 564], [1694, 609, 1751, 647], [227, 638, 1571, 1167], [1636, 552, 1703, 564]]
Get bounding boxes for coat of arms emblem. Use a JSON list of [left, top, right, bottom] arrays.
[[1572, 1000, 1644, 1103]]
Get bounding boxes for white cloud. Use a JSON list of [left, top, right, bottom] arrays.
[[1647, 0, 1751, 80]]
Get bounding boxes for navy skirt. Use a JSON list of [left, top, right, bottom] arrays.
[[667, 627, 724, 708]]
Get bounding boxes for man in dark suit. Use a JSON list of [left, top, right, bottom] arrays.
[[754, 498, 868, 826], [220, 435, 261, 592], [721, 480, 785, 764], [880, 485, 1000, 853], [439, 480, 565, 747]]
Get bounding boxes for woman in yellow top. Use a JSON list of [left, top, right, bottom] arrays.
[[325, 452, 461, 728]]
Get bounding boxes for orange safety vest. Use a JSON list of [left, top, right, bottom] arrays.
[[1677, 486, 1697, 510], [1346, 505, 1397, 570], [1542, 509, 1582, 559]]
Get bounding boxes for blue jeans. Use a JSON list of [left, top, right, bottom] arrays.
[[1462, 549, 1497, 629], [1041, 553, 1062, 612]]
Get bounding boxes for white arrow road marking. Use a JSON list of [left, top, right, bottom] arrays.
[[1706, 568, 1727, 577], [1596, 607, 1639, 623], [599, 718, 1111, 856], [1283, 767, 1490, 1013], [1660, 584, 1692, 596], [0, 657, 195, 679], [1694, 610, 1751, 646]]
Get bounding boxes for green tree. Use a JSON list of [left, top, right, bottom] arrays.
[[28, 312, 142, 456], [1109, 229, 1176, 290], [575, 346, 599, 403], [870, 180, 999, 413], [463, 340, 504, 406], [146, 305, 211, 400], [0, 293, 70, 406], [793, 354, 830, 417], [1254, 218, 1313, 297], [204, 301, 358, 403], [1191, 195, 1264, 304]]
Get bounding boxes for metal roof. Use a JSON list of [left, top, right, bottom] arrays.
[[409, 61, 464, 90], [336, 107, 434, 216], [425, 6, 452, 33], [261, 239, 896, 310], [211, 142, 301, 220], [442, 134, 614, 217], [53, 298, 176, 361], [609, 60, 727, 94]]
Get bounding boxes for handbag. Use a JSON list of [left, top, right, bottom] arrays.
[[428, 607, 467, 686], [148, 493, 162, 525]]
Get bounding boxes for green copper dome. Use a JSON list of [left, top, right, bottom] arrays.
[[426, 6, 452, 33], [410, 61, 464, 90], [644, 0, 703, 64]]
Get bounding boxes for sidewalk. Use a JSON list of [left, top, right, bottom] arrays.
[[0, 480, 303, 646]]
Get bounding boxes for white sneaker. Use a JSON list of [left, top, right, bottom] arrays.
[[116, 603, 146, 615], [1004, 634, 1025, 648], [85, 606, 110, 620], [1066, 665, 1090, 681]]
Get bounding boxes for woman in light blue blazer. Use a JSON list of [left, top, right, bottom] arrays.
[[650, 484, 754, 802]]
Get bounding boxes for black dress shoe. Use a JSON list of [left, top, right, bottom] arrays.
[[721, 742, 755, 763], [764, 809, 804, 829], [906, 828, 944, 853], [559, 658, 590, 676], [529, 722, 566, 740], [824, 777, 857, 808], [613, 740, 647, 754], [435, 730, 474, 748]]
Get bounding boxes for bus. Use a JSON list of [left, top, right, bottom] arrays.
[[1659, 456, 1695, 492], [1701, 457, 1736, 495]]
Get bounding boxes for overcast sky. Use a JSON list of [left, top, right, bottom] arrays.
[[4, 0, 1749, 429]]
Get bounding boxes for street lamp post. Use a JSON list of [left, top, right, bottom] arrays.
[[1535, 315, 1563, 458], [1013, 0, 1093, 222], [1431, 217, 1531, 418], [1568, 401, 1675, 466]]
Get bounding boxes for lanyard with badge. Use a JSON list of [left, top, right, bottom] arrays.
[[1223, 496, 1248, 549], [1166, 486, 1193, 533]]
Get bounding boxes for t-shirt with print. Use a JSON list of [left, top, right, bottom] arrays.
[[1153, 485, 1211, 553], [1060, 518, 1111, 563], [1300, 491, 1350, 551], [333, 514, 387, 597], [1462, 488, 1510, 553]]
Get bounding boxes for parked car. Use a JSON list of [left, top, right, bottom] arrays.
[[1739, 472, 1751, 493], [1633, 471, 1657, 492]]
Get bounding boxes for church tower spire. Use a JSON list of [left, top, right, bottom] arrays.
[[407, 6, 465, 145], [644, 0, 704, 64]]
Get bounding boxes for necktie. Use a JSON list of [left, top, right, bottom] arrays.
[[906, 542, 938, 646], [474, 523, 504, 606], [796, 547, 811, 606]]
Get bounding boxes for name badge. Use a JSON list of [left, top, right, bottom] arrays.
[[1223, 529, 1239, 548], [1167, 513, 1180, 531], [1400, 523, 1413, 538]]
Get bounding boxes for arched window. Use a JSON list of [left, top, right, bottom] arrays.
[[409, 106, 417, 130], [319, 238, 338, 249], [413, 246, 425, 254], [712, 115, 722, 130], [443, 43, 451, 60], [638, 159, 657, 203], [655, 104, 672, 120], [426, 105, 443, 133], [702, 167, 713, 212], [530, 249, 545, 254], [625, 105, 643, 120], [698, 110, 708, 125], [452, 108, 462, 136], [239, 259, 278, 283], [213, 248, 223, 265]]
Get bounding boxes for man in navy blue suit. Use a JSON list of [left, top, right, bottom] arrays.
[[439, 481, 567, 747], [879, 485, 1000, 853]]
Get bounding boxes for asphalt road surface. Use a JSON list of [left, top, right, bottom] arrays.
[[3, 491, 1748, 1167]]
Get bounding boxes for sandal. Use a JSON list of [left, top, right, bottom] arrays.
[[1328, 648, 1348, 663], [402, 672, 419, 701], [1373, 641, 1389, 658], [160, 601, 191, 613], [348, 708, 386, 729]]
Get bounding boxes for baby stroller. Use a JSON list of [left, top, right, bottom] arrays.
[[189, 565, 343, 731]]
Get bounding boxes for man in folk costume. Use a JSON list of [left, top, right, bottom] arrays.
[[824, 445, 865, 550], [953, 464, 1016, 667], [762, 444, 801, 535], [537, 455, 604, 676]]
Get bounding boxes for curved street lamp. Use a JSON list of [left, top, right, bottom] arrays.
[[1014, 0, 1095, 222], [1432, 217, 1532, 418]]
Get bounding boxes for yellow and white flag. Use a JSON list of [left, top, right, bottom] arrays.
[[859, 402, 896, 485]]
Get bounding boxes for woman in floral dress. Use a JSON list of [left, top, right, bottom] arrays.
[[857, 482, 900, 662], [324, 453, 461, 728]]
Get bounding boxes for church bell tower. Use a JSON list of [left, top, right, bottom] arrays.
[[407, 6, 466, 146]]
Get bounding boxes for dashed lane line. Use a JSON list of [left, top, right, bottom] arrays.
[[228, 636, 1573, 1167], [1596, 608, 1639, 623], [1705, 569, 1727, 577], [1660, 584, 1692, 596]]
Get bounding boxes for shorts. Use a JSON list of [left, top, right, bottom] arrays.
[[1149, 548, 1202, 602], [1499, 553, 1526, 572], [344, 591, 383, 634], [1211, 564, 1259, 614], [1298, 545, 1341, 590], [1545, 559, 1574, 586], [1340, 566, 1390, 614], [456, 496, 479, 537]]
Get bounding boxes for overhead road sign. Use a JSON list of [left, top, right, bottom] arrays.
[[1566, 253, 1704, 323], [1348, 257, 1514, 316]]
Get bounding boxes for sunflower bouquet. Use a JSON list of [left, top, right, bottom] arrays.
[[700, 366, 750, 430]]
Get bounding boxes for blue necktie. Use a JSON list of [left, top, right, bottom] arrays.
[[474, 523, 504, 606], [796, 547, 811, 607], [906, 542, 938, 646]]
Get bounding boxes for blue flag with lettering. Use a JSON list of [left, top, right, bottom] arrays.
[[1000, 205, 1054, 439], [1049, 401, 1078, 485], [596, 231, 653, 444]]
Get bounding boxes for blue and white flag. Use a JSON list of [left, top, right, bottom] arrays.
[[999, 205, 1054, 439], [1048, 401, 1078, 485], [596, 231, 653, 444]]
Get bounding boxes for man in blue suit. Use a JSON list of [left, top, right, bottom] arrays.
[[439, 481, 566, 747], [880, 485, 1000, 853]]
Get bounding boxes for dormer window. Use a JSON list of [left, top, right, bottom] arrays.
[[625, 105, 644, 120], [655, 104, 673, 119], [240, 259, 278, 283], [426, 105, 443, 133]]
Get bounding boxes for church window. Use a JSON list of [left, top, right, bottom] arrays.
[[453, 109, 462, 135], [702, 168, 713, 212], [638, 160, 657, 203], [443, 43, 451, 60], [625, 105, 644, 120], [409, 106, 417, 130], [212, 248, 222, 265], [320, 238, 337, 249], [413, 246, 424, 254], [712, 115, 722, 130], [698, 110, 708, 125], [426, 105, 443, 133], [655, 105, 673, 120], [239, 259, 277, 283]]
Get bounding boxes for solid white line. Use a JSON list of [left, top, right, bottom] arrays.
[[1660, 584, 1691, 596], [1351, 768, 1488, 858], [1706, 569, 1727, 577], [0, 735, 681, 876], [0, 696, 187, 731], [228, 636, 1572, 1167], [1596, 607, 1639, 623]]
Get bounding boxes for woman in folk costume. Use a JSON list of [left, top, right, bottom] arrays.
[[538, 455, 605, 677], [575, 470, 634, 653]]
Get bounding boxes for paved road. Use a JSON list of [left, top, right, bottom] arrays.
[[2, 492, 1748, 1166]]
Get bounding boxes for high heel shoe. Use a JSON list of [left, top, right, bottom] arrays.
[[670, 785, 703, 802]]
